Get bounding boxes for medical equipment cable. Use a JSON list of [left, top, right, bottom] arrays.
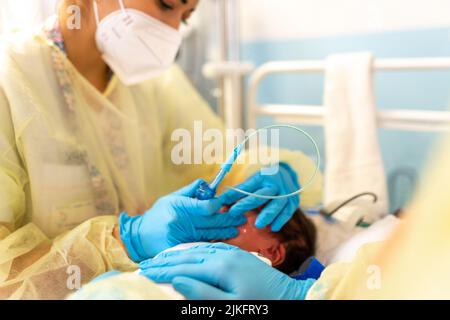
[[320, 192, 378, 217], [319, 192, 378, 228], [225, 125, 321, 199], [195, 124, 321, 200]]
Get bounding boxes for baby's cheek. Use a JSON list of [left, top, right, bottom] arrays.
[[223, 227, 251, 247]]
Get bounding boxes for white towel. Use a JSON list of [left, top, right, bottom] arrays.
[[323, 52, 389, 224]]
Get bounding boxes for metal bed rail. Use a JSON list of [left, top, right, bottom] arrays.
[[247, 58, 450, 132]]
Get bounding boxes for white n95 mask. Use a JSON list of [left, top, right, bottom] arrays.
[[93, 0, 182, 85]]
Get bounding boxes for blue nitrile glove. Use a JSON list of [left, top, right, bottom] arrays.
[[139, 243, 315, 300], [119, 180, 247, 262], [219, 162, 300, 232]]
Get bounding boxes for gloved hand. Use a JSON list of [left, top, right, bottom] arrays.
[[219, 162, 300, 232], [139, 243, 315, 300], [119, 180, 246, 262]]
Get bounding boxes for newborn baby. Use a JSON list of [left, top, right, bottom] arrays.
[[154, 204, 315, 268], [160, 205, 316, 274], [218, 205, 317, 275], [148, 204, 317, 299], [73, 201, 317, 300]]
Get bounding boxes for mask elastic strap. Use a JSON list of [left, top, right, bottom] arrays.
[[93, 0, 101, 25], [93, 0, 127, 25], [118, 0, 126, 13]]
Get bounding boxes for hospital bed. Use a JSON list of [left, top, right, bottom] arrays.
[[240, 57, 450, 264]]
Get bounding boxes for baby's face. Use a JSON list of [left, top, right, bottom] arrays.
[[219, 207, 281, 254]]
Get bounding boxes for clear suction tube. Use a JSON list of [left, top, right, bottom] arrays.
[[225, 125, 321, 199]]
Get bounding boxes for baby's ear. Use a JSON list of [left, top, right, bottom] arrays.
[[260, 244, 286, 266]]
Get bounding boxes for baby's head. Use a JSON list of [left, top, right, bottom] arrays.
[[220, 206, 316, 275]]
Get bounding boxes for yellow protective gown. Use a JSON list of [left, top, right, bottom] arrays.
[[67, 272, 175, 300], [307, 134, 450, 299], [0, 29, 322, 299]]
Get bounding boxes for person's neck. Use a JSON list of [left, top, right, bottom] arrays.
[[58, 14, 110, 93]]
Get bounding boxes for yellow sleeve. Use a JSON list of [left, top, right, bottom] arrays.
[[309, 136, 450, 300], [306, 242, 384, 300], [0, 87, 27, 232], [358, 135, 450, 299], [0, 216, 136, 300], [157, 65, 323, 207], [67, 272, 176, 300], [0, 89, 135, 299]]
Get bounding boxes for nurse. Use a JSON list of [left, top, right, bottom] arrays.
[[0, 0, 320, 299]]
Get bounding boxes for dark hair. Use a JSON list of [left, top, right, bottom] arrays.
[[275, 209, 317, 275]]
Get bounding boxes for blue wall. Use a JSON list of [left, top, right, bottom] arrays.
[[242, 27, 450, 212]]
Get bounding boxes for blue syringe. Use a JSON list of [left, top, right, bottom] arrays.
[[195, 143, 244, 200]]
